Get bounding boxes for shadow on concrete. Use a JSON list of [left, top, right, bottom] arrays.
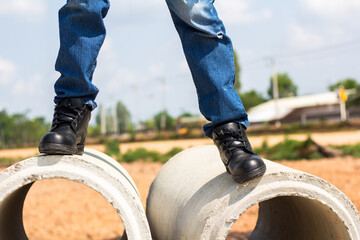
[[105, 237, 121, 240], [105, 230, 127, 240], [226, 231, 252, 240], [105, 231, 252, 240]]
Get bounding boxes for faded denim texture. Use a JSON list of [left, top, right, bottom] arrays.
[[54, 0, 249, 137]]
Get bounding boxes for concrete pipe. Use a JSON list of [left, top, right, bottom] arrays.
[[147, 145, 360, 240], [0, 148, 151, 240]]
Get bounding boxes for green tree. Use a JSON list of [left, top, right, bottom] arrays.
[[154, 111, 175, 130], [328, 78, 360, 108], [142, 119, 155, 130], [116, 101, 132, 133], [328, 78, 358, 91], [348, 85, 360, 107], [239, 90, 267, 111], [267, 73, 298, 99], [234, 50, 241, 94], [0, 110, 49, 148], [177, 112, 195, 118], [0, 110, 12, 148], [94, 101, 132, 135]]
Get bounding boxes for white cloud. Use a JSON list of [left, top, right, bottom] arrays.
[[101, 38, 115, 53], [11, 74, 44, 96], [287, 23, 324, 49], [216, 0, 272, 24], [0, 58, 46, 100], [0, 0, 47, 20], [300, 0, 360, 18], [106, 68, 138, 92], [112, 0, 163, 11], [0, 58, 16, 85], [109, 0, 271, 25], [109, 0, 166, 22], [294, 0, 360, 52], [148, 64, 165, 77]]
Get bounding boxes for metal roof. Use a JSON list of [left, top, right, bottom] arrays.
[[247, 92, 340, 123]]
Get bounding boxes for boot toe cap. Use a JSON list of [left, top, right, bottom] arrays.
[[39, 131, 75, 146], [228, 154, 266, 176]]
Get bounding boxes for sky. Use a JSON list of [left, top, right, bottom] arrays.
[[0, 0, 359, 125]]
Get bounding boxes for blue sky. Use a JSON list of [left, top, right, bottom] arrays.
[[0, 0, 359, 125]]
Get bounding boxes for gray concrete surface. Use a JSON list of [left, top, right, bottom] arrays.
[[146, 145, 360, 240], [0, 148, 151, 240]]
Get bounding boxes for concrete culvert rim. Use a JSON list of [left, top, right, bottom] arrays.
[[219, 178, 357, 240], [225, 195, 352, 240], [0, 149, 151, 240]]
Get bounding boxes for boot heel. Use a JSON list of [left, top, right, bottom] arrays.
[[76, 144, 85, 155]]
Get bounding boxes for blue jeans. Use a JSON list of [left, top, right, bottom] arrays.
[[54, 0, 249, 138]]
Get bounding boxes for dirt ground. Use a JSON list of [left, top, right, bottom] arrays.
[[1, 131, 360, 239], [1, 130, 360, 158]]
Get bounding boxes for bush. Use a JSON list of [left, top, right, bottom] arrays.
[[104, 139, 121, 159], [121, 146, 183, 163], [0, 157, 20, 167], [122, 148, 160, 163], [161, 147, 183, 163], [165, 147, 183, 157], [337, 143, 360, 157], [255, 136, 326, 161]]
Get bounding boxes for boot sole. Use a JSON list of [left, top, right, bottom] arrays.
[[231, 164, 266, 184], [39, 143, 84, 155]]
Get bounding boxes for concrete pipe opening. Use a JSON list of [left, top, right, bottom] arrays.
[[0, 148, 151, 240], [227, 196, 351, 240], [22, 178, 126, 239], [147, 145, 360, 240]]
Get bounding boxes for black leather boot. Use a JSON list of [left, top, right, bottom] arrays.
[[39, 98, 91, 155], [212, 122, 266, 183]]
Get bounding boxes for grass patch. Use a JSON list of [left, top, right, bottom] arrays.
[[121, 147, 183, 163], [103, 139, 183, 163], [0, 157, 22, 167], [104, 139, 121, 159], [335, 143, 360, 157], [255, 136, 326, 161], [122, 148, 161, 162]]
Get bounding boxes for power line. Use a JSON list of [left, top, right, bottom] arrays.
[[242, 39, 360, 66], [275, 39, 360, 59], [277, 44, 360, 65]]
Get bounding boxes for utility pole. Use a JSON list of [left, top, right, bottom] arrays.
[[270, 58, 281, 127], [338, 87, 348, 122], [132, 84, 140, 131], [112, 103, 118, 135], [159, 77, 167, 130], [100, 104, 106, 135], [0, 122, 4, 148], [0, 107, 5, 147]]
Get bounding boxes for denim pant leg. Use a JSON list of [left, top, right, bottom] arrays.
[[165, 0, 249, 138], [54, 0, 110, 109]]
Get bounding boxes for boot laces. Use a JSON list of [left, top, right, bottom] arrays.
[[217, 129, 247, 151], [51, 103, 83, 131]]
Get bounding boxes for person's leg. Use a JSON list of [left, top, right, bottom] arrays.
[[165, 0, 265, 183], [165, 0, 248, 138], [39, 0, 110, 155], [55, 0, 110, 108]]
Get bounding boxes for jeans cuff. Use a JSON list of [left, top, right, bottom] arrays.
[[85, 99, 97, 110], [203, 119, 250, 139]]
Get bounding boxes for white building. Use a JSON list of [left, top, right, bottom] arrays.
[[248, 91, 359, 124]]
